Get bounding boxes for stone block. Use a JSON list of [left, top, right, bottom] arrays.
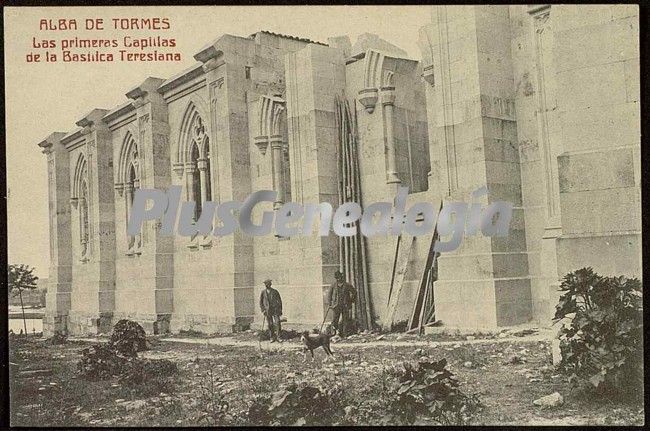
[[558, 148, 635, 193], [556, 232, 641, 279], [559, 102, 639, 152], [556, 62, 627, 111], [554, 18, 638, 74], [559, 187, 640, 234]]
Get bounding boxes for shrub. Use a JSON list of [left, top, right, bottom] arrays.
[[247, 382, 346, 426], [193, 364, 232, 425], [111, 319, 148, 357], [384, 357, 482, 425], [554, 267, 643, 398], [78, 343, 130, 380]]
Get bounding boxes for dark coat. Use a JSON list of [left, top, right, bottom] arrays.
[[328, 281, 356, 310], [260, 287, 283, 316]]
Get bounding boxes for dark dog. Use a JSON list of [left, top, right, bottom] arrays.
[[300, 330, 334, 362]]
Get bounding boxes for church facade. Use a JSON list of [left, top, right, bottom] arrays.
[[39, 5, 641, 336]]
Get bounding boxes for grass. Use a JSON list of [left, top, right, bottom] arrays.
[[9, 334, 644, 426]]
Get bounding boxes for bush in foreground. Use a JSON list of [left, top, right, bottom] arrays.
[[384, 357, 482, 425], [554, 267, 643, 399]]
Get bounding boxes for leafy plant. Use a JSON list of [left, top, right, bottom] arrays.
[[384, 357, 481, 425], [554, 267, 643, 398], [247, 381, 346, 426], [110, 319, 148, 357], [193, 362, 232, 425]]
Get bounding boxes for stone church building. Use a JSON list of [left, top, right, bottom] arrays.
[[39, 5, 641, 336]]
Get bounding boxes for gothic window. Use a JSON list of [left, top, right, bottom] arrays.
[[176, 103, 214, 248], [72, 153, 90, 262], [116, 133, 143, 255]]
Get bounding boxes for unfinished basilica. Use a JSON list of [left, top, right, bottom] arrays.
[[39, 5, 641, 336]]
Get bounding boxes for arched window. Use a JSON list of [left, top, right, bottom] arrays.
[[72, 153, 90, 262], [185, 113, 211, 222], [176, 103, 213, 248], [115, 132, 142, 255]]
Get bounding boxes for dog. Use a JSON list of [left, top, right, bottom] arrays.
[[300, 330, 334, 362]]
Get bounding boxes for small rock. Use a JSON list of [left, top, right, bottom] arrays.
[[533, 392, 564, 408], [124, 399, 148, 411], [498, 332, 509, 338], [376, 335, 385, 340], [360, 361, 369, 367], [286, 372, 296, 379], [463, 361, 474, 368], [453, 343, 461, 348], [529, 378, 542, 383], [466, 336, 476, 341]]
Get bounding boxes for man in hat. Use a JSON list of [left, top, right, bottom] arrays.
[[327, 270, 356, 337], [259, 279, 283, 342]]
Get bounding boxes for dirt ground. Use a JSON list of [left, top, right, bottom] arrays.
[[9, 332, 644, 426]]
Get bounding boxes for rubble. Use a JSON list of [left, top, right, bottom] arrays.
[[533, 392, 564, 408]]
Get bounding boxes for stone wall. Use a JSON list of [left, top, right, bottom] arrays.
[[39, 11, 641, 335]]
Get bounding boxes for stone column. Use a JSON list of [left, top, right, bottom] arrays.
[[270, 135, 284, 209], [197, 157, 209, 204], [419, 5, 532, 329], [38, 132, 72, 336], [124, 183, 134, 252], [124, 76, 173, 333], [380, 86, 400, 185], [184, 162, 196, 206]]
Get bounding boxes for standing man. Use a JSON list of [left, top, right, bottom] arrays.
[[327, 270, 356, 337], [259, 279, 283, 342]]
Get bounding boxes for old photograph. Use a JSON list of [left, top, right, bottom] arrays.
[[5, 4, 643, 426]]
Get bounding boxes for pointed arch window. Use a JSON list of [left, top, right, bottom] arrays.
[[115, 133, 143, 255], [72, 153, 90, 262], [174, 104, 213, 249]]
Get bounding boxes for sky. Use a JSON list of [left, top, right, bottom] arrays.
[[4, 6, 433, 278]]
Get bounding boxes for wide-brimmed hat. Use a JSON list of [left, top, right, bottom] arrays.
[[334, 270, 344, 278], [263, 278, 272, 285]]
